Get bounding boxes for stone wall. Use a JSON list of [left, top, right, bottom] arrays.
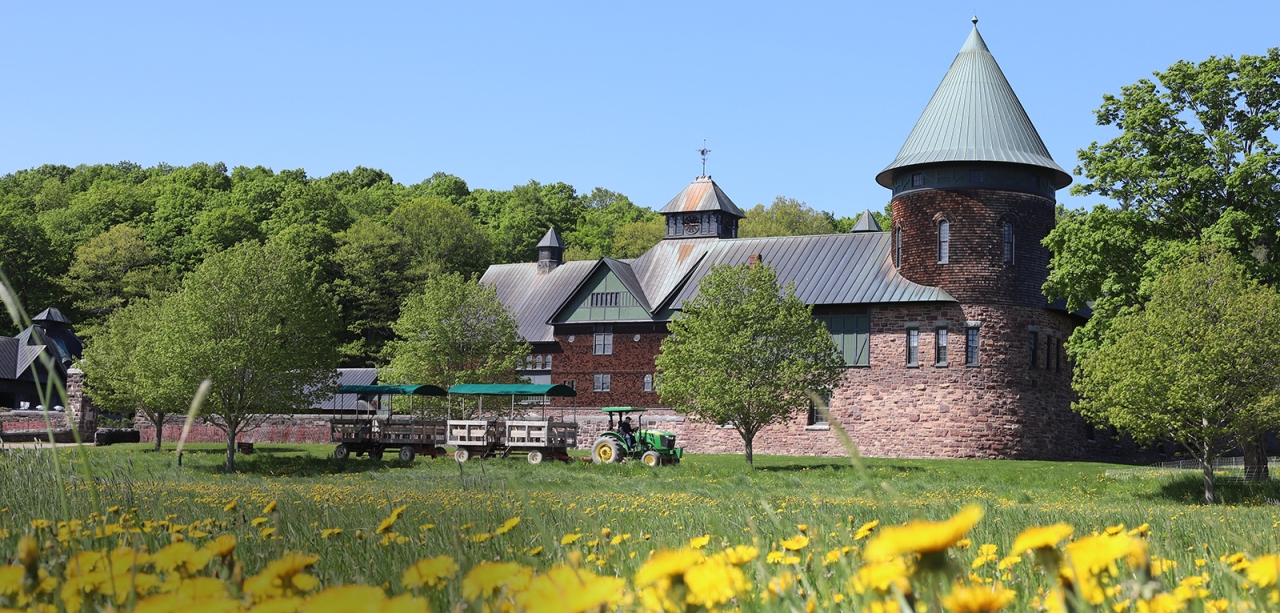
[[133, 414, 337, 445], [65, 368, 98, 440]]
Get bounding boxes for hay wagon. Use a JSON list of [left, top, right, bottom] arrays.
[[446, 383, 578, 464], [330, 384, 449, 461]]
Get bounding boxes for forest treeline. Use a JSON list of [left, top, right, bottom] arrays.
[[0, 161, 874, 365]]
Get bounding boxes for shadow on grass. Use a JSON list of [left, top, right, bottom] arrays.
[[190, 447, 413, 477], [753, 462, 923, 474], [1147, 473, 1280, 505]]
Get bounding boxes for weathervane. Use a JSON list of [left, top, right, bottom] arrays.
[[697, 139, 711, 177]]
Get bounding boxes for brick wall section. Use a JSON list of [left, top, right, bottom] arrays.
[[892, 189, 1055, 306], [550, 323, 666, 408], [65, 369, 98, 439]]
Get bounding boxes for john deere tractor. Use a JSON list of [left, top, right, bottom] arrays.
[[590, 407, 683, 466]]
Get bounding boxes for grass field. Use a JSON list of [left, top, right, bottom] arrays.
[[2, 442, 1279, 612]]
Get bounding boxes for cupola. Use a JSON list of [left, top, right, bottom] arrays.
[[536, 227, 564, 274], [659, 176, 745, 239]]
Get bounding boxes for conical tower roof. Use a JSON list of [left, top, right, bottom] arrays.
[[849, 210, 883, 232], [658, 176, 745, 218], [536, 227, 565, 249], [875, 22, 1070, 190]]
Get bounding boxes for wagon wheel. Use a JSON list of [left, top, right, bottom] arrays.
[[398, 447, 416, 462], [333, 444, 350, 460], [527, 450, 544, 465], [368, 447, 384, 461], [454, 448, 471, 463]]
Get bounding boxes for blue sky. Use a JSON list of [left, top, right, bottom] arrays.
[[3, 1, 1277, 218]]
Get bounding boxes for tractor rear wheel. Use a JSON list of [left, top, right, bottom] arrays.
[[333, 444, 349, 460], [527, 450, 544, 465], [592, 438, 621, 464], [454, 448, 471, 463], [641, 451, 661, 467], [399, 447, 416, 462], [368, 447, 384, 461]]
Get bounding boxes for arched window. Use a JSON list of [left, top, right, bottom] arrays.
[[1003, 221, 1015, 264], [535, 355, 543, 370], [545, 354, 553, 370], [937, 220, 950, 264], [894, 227, 903, 268], [643, 374, 653, 392]]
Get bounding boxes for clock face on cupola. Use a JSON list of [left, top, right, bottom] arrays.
[[659, 175, 745, 240]]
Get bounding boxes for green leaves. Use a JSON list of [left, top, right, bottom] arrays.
[[655, 263, 845, 465]]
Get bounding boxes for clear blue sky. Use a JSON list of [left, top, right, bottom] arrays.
[[3, 1, 1277, 218]]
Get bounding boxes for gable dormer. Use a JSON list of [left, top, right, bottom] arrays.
[[659, 176, 744, 239]]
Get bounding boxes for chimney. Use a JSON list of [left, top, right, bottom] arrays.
[[747, 253, 762, 266], [537, 227, 565, 274]]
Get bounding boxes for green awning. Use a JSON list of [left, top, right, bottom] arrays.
[[600, 406, 647, 413], [447, 383, 577, 397], [338, 384, 447, 397]]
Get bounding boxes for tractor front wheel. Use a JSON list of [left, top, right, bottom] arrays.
[[592, 438, 621, 464], [641, 451, 661, 467], [454, 448, 471, 463]]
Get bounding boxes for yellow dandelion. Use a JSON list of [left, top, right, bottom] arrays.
[[713, 545, 759, 565], [689, 535, 711, 549], [766, 551, 786, 564], [823, 549, 842, 565], [864, 505, 983, 562], [850, 558, 911, 595], [251, 517, 269, 527], [634, 549, 705, 587], [1246, 553, 1280, 588], [1011, 523, 1073, 553], [940, 583, 1016, 613], [320, 528, 343, 539], [263, 501, 278, 514], [461, 561, 533, 600], [204, 534, 236, 558], [854, 519, 880, 540], [469, 532, 492, 543], [401, 555, 458, 589], [495, 517, 520, 535], [797, 524, 808, 533], [996, 556, 1021, 570], [560, 533, 583, 545], [780, 535, 810, 551], [1128, 523, 1150, 537], [17, 535, 38, 567], [684, 558, 751, 608], [223, 501, 237, 512], [529, 546, 543, 556], [261, 527, 277, 538], [515, 565, 625, 613]]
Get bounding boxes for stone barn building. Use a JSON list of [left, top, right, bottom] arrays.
[[481, 22, 1114, 460]]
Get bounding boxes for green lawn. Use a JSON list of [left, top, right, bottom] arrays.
[[2, 442, 1278, 611]]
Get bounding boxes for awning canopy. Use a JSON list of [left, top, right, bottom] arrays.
[[447, 383, 577, 397], [600, 406, 647, 413], [338, 384, 447, 397]]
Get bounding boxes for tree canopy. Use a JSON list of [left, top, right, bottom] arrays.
[[655, 262, 845, 465], [1072, 251, 1280, 503]]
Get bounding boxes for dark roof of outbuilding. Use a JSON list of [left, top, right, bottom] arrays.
[[671, 233, 953, 308], [658, 176, 745, 218], [33, 308, 72, 325], [536, 227, 565, 249], [876, 24, 1070, 189]]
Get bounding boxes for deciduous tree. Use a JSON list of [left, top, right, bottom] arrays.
[[655, 262, 844, 465], [60, 224, 173, 326], [1073, 251, 1280, 502], [739, 197, 837, 238]]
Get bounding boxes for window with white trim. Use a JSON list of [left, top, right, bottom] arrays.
[[935, 327, 948, 366], [643, 374, 654, 392], [592, 373, 611, 392], [906, 328, 919, 366], [593, 324, 613, 355], [965, 327, 979, 366]]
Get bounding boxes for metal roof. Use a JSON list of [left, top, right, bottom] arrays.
[[338, 384, 447, 396], [658, 176, 745, 217], [480, 260, 595, 343], [850, 210, 883, 233], [32, 308, 72, 325], [600, 258, 653, 313], [628, 238, 717, 310], [876, 24, 1071, 189], [448, 383, 577, 397], [671, 233, 954, 308], [536, 227, 565, 249]]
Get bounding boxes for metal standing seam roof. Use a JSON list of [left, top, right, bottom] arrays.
[[657, 176, 746, 217], [876, 24, 1071, 189], [670, 233, 954, 309], [338, 384, 448, 397], [849, 210, 883, 232], [480, 259, 596, 343], [32, 308, 72, 325], [628, 238, 718, 311]]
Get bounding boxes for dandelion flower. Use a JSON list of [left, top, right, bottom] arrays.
[[796, 524, 808, 533], [634, 549, 705, 587], [320, 529, 343, 539], [300, 585, 387, 613], [401, 555, 458, 589], [204, 534, 236, 558], [864, 505, 983, 562], [560, 533, 583, 545], [263, 501, 277, 514], [251, 517, 269, 527], [1246, 553, 1280, 588], [689, 535, 711, 549], [17, 535, 38, 567], [1011, 523, 1073, 553], [529, 546, 543, 556], [223, 501, 237, 512], [515, 565, 624, 613], [261, 527, 277, 538], [854, 520, 880, 540], [461, 561, 532, 600], [940, 583, 1015, 613], [713, 545, 758, 565], [780, 535, 810, 551], [469, 532, 492, 543], [684, 559, 750, 608], [850, 559, 911, 595], [495, 517, 520, 535]]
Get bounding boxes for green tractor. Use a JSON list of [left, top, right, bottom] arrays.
[[590, 407, 683, 466]]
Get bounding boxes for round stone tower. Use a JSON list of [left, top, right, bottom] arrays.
[[864, 19, 1089, 460]]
